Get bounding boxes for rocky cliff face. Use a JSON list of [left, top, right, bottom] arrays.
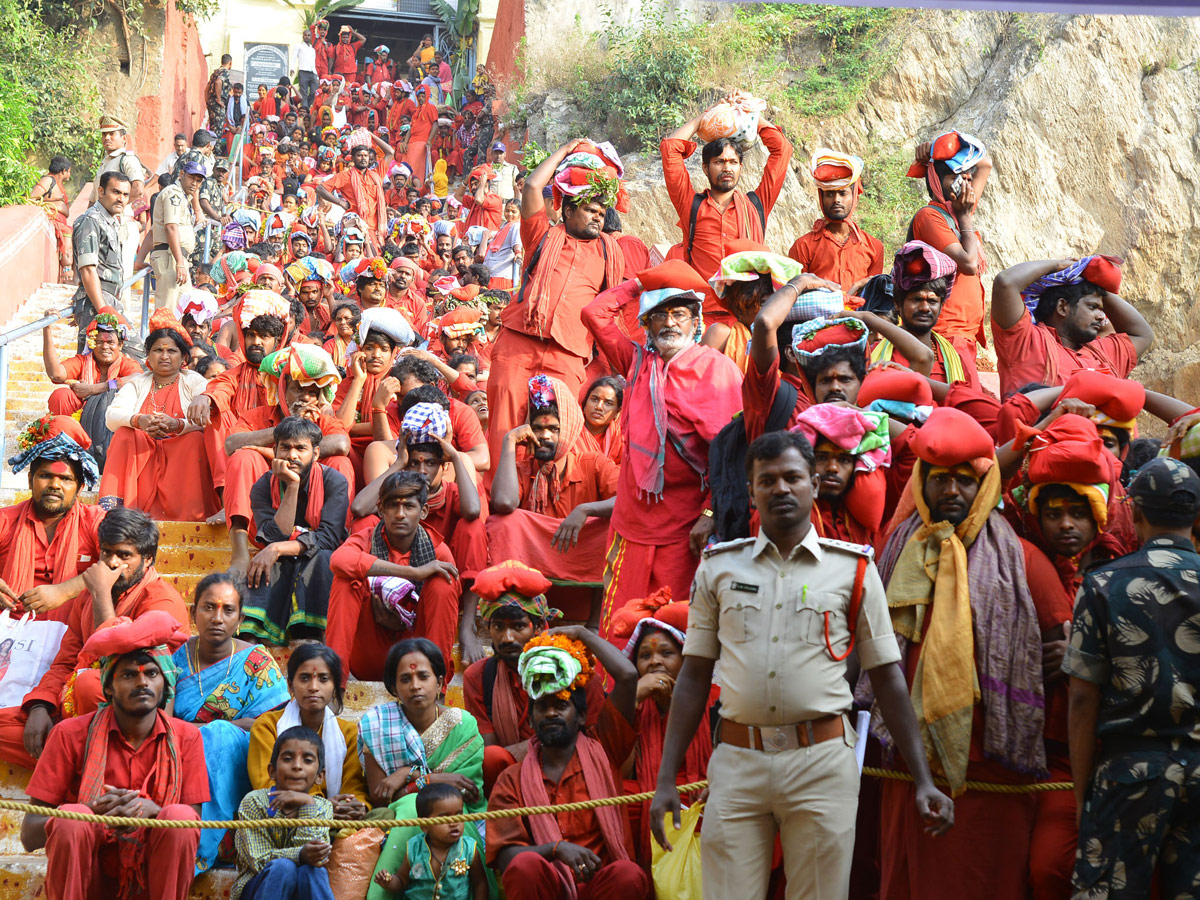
[[523, 9, 1200, 399]]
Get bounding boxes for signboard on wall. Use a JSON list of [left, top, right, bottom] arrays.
[[244, 42, 290, 94]]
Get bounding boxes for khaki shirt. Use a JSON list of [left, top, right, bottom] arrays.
[[92, 149, 144, 196], [687, 527, 901, 726], [152, 183, 196, 255]]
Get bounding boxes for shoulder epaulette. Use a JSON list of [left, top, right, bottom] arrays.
[[817, 538, 875, 559], [702, 537, 754, 558]]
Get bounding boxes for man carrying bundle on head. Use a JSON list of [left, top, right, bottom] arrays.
[[486, 627, 649, 900], [0, 416, 105, 621], [489, 374, 619, 628], [327, 472, 460, 681], [788, 148, 885, 294], [872, 240, 981, 394], [486, 139, 627, 484], [19, 611, 205, 900], [286, 256, 337, 335], [583, 261, 744, 637], [991, 255, 1153, 399], [234, 416, 349, 644]]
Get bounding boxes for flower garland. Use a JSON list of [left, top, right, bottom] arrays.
[[522, 633, 593, 701]]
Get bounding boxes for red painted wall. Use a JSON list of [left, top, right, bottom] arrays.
[[0, 208, 57, 324], [133, 5, 210, 167], [486, 0, 524, 84]]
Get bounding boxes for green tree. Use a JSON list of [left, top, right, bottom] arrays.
[[431, 0, 480, 102]]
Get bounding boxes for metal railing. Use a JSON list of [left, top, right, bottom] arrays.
[[0, 265, 152, 467]]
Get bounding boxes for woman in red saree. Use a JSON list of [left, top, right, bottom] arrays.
[[578, 375, 624, 466], [608, 588, 714, 866], [100, 317, 219, 521]]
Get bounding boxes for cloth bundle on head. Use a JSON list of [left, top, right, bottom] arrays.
[[524, 374, 586, 514], [467, 164, 494, 186], [811, 148, 864, 192], [856, 367, 934, 424], [9, 414, 99, 487], [344, 128, 373, 150], [1012, 413, 1110, 529], [440, 305, 483, 340], [86, 306, 128, 346], [709, 249, 802, 300], [387, 213, 432, 245], [358, 306, 415, 347], [176, 291, 218, 327], [400, 401, 450, 445], [211, 252, 259, 299], [911, 406, 995, 476], [636, 260, 708, 326], [696, 91, 766, 149], [80, 609, 189, 696], [517, 633, 593, 701], [608, 587, 689, 658], [367, 575, 420, 629], [793, 404, 891, 472], [431, 274, 461, 296], [263, 212, 292, 241], [147, 308, 192, 345], [1058, 369, 1144, 430], [790, 315, 868, 362], [892, 240, 958, 293], [1020, 255, 1123, 313], [285, 254, 335, 289], [253, 263, 286, 287], [474, 560, 560, 623], [231, 208, 263, 235], [551, 140, 629, 213], [906, 130, 987, 179], [341, 256, 388, 286], [220, 221, 249, 251], [259, 344, 342, 406], [235, 289, 290, 329]]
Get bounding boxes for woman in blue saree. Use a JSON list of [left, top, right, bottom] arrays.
[[172, 572, 290, 873]]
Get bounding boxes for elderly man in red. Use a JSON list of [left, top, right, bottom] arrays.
[[487, 630, 649, 900], [0, 416, 105, 620], [20, 611, 206, 900], [44, 307, 141, 418], [582, 261, 743, 638], [660, 94, 793, 325], [486, 139, 626, 485], [788, 148, 884, 294]]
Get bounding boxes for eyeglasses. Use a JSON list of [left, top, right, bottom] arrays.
[[646, 308, 693, 327]]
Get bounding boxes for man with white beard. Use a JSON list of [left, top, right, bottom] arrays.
[[582, 260, 744, 638]]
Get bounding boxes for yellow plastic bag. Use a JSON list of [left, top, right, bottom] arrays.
[[650, 802, 704, 900]]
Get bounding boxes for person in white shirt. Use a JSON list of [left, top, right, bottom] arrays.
[[296, 31, 319, 112], [151, 134, 189, 189]]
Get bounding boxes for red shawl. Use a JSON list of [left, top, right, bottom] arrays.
[[249, 462, 325, 547], [524, 375, 586, 516], [80, 707, 181, 900], [519, 736, 629, 899], [522, 226, 623, 337], [4, 500, 90, 596], [491, 662, 525, 746]]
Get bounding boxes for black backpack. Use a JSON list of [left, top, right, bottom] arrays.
[[685, 190, 765, 265], [708, 378, 798, 542]]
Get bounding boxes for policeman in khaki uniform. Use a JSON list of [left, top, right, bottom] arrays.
[[92, 116, 146, 309], [651, 430, 953, 900], [149, 160, 205, 311]]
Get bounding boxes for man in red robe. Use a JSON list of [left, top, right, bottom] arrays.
[[487, 138, 625, 486], [487, 630, 649, 900], [488, 375, 618, 619], [660, 96, 793, 325], [385, 257, 430, 336], [187, 291, 290, 509], [0, 509, 189, 769], [0, 416, 105, 620], [19, 611, 204, 900], [326, 472, 460, 682], [788, 148, 884, 294], [463, 165, 503, 231], [582, 261, 743, 638], [315, 144, 387, 245], [44, 307, 141, 417]]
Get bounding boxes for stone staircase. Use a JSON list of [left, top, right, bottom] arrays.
[[0, 285, 468, 900]]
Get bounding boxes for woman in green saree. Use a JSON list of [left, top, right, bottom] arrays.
[[359, 637, 489, 900]]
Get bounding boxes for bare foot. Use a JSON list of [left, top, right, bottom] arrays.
[[206, 509, 227, 525]]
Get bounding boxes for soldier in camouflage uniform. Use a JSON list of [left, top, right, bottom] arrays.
[[1063, 457, 1200, 900], [72, 171, 130, 352], [206, 54, 233, 134]]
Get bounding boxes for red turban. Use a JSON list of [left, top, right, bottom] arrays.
[[857, 368, 934, 409], [474, 560, 552, 602], [910, 407, 994, 468], [1059, 370, 1144, 427], [792, 320, 866, 356], [636, 260, 709, 296]]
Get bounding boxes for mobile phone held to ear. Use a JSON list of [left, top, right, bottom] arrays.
[[950, 174, 965, 198]]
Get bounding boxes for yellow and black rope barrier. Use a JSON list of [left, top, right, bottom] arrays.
[[0, 771, 1071, 831]]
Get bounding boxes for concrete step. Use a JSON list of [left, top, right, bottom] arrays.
[[0, 854, 237, 900]]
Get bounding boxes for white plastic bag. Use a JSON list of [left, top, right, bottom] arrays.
[[0, 611, 68, 708], [697, 91, 767, 150]]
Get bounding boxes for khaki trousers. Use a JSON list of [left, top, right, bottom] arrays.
[[149, 248, 190, 311], [701, 720, 860, 900]]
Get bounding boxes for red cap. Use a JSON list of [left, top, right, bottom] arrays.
[[910, 407, 994, 467]]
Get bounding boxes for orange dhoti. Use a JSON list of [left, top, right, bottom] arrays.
[[99, 428, 219, 521], [47, 387, 86, 417], [224, 448, 356, 523], [485, 330, 587, 488], [0, 670, 106, 770], [203, 409, 238, 490]]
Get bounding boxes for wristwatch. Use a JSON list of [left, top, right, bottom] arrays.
[[701, 509, 714, 518]]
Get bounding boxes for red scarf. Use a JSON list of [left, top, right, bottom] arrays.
[[488, 221, 514, 255], [80, 707, 181, 900], [5, 500, 88, 595], [525, 375, 586, 516], [490, 662, 524, 746], [634, 699, 710, 794], [519, 735, 629, 899], [79, 351, 129, 385], [250, 463, 326, 546], [522, 226, 623, 336]]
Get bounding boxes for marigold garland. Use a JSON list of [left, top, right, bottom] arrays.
[[522, 633, 593, 700]]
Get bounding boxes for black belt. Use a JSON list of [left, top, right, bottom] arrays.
[[153, 243, 168, 251]]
